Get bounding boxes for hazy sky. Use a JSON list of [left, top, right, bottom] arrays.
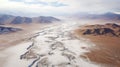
[[0, 0, 120, 16]]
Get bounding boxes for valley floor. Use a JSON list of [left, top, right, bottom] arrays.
[[0, 22, 102, 67]]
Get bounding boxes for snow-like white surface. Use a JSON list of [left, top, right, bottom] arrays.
[[2, 22, 100, 67], [3, 42, 33, 67]]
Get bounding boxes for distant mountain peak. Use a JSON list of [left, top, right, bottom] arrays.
[[76, 12, 120, 21]]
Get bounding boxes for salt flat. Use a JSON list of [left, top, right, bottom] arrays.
[[2, 22, 100, 67]]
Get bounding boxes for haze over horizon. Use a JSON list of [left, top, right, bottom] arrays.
[[0, 0, 120, 17]]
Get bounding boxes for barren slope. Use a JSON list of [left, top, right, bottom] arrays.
[[75, 23, 120, 67]]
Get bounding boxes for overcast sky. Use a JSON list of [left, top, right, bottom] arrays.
[[0, 0, 120, 16]]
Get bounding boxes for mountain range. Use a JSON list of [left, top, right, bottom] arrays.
[[76, 12, 120, 21], [0, 14, 60, 25]]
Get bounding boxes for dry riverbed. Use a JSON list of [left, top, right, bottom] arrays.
[[1, 22, 102, 67]]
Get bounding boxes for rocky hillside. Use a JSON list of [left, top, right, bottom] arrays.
[[0, 14, 60, 24], [0, 26, 21, 34], [79, 23, 120, 37]]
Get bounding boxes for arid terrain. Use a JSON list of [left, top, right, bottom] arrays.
[[0, 22, 61, 50], [1, 0, 120, 67], [0, 19, 120, 67], [0, 21, 102, 67], [0, 22, 61, 67], [0, 23, 43, 50], [75, 23, 120, 67]]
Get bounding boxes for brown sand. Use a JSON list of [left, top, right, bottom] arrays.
[[0, 23, 58, 67], [75, 29, 120, 67], [0, 23, 51, 50]]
